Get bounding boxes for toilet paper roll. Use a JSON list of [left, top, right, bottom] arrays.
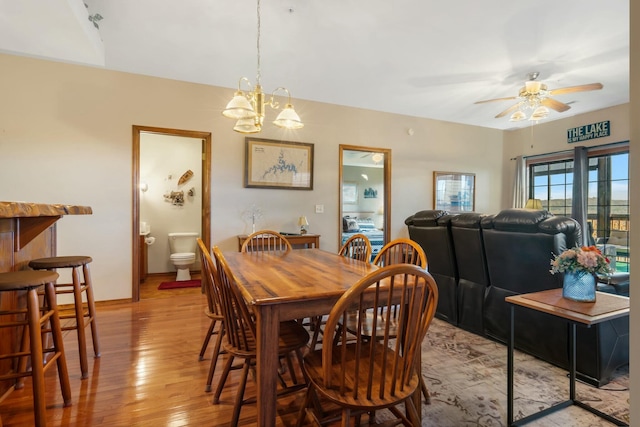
[[145, 236, 156, 245]]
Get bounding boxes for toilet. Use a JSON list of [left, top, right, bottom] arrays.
[[168, 232, 199, 281]]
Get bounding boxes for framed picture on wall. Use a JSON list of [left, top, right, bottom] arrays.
[[433, 171, 475, 212], [244, 137, 314, 190], [343, 182, 358, 204]]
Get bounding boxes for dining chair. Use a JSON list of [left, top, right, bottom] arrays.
[[373, 238, 426, 269], [344, 237, 431, 404], [339, 233, 373, 262], [211, 246, 309, 426], [240, 230, 293, 253], [296, 264, 439, 426], [196, 238, 226, 393], [308, 234, 373, 351]]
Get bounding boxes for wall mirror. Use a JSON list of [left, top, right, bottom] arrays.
[[433, 171, 475, 212], [339, 145, 391, 261], [132, 125, 211, 302]]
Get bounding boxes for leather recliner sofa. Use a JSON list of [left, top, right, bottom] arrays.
[[405, 208, 629, 387], [404, 210, 458, 325]]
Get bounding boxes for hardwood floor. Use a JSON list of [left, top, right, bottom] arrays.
[[0, 274, 305, 426], [0, 274, 628, 426]]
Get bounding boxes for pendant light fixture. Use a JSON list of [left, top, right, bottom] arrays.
[[222, 0, 304, 133]]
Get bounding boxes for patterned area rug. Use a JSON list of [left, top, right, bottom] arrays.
[[414, 318, 629, 426]]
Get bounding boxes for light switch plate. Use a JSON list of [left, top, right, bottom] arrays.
[[315, 204, 324, 214]]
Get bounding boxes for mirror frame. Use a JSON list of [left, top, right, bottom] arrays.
[[132, 125, 211, 302], [338, 144, 391, 248]]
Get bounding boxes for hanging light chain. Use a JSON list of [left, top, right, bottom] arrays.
[[256, 0, 261, 85]]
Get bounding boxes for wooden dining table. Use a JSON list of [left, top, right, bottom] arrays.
[[222, 248, 386, 426]]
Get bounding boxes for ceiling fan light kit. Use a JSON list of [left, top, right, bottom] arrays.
[[222, 0, 304, 134], [476, 72, 603, 123]]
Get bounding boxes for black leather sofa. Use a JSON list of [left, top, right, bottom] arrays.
[[405, 208, 629, 387], [403, 210, 458, 325]]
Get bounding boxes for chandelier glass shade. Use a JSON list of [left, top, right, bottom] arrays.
[[509, 82, 551, 122], [222, 0, 304, 134]]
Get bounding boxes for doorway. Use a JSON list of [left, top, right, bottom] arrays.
[[132, 125, 211, 302], [339, 145, 391, 260]]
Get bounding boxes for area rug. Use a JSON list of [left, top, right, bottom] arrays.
[[157, 279, 201, 290], [377, 318, 629, 426]]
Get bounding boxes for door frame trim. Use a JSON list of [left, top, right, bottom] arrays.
[[132, 125, 212, 302]]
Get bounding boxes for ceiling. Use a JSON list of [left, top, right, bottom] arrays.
[[0, 0, 630, 131]]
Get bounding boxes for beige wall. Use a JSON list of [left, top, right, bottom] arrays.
[[0, 53, 505, 301], [502, 103, 630, 208]]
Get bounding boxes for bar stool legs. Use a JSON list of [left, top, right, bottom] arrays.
[[0, 270, 72, 427], [29, 256, 100, 380], [70, 262, 100, 378]]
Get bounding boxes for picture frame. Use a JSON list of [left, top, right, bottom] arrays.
[[433, 171, 475, 212], [245, 138, 314, 190], [343, 182, 358, 204]]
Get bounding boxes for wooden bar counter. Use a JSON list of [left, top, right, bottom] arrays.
[[0, 201, 92, 397]]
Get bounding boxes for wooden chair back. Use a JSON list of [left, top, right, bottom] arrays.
[[196, 238, 223, 319], [321, 264, 438, 408], [338, 233, 372, 262], [212, 246, 257, 353], [240, 230, 293, 253], [373, 238, 427, 269]]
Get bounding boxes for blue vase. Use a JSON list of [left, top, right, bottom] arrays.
[[562, 270, 596, 302]]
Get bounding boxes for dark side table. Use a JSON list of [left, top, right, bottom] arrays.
[[506, 288, 629, 426]]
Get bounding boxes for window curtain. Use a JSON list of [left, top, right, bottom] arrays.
[[511, 155, 527, 208], [572, 146, 589, 246]]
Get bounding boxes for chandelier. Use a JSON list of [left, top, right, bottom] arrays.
[[509, 80, 550, 122], [222, 0, 304, 133]]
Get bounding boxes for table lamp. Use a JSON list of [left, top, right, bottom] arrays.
[[525, 199, 543, 210], [298, 216, 309, 234]]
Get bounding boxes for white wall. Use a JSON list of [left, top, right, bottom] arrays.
[[140, 133, 202, 274], [342, 165, 384, 221]]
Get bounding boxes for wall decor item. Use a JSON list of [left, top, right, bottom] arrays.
[[434, 171, 475, 212], [343, 182, 358, 204], [364, 187, 378, 199], [178, 169, 194, 186], [164, 190, 185, 206], [245, 138, 314, 190]]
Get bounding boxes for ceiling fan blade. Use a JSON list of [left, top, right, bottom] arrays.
[[542, 98, 571, 112], [548, 83, 603, 96], [474, 96, 518, 104], [495, 103, 520, 118]]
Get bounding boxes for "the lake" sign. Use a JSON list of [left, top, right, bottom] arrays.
[[567, 120, 610, 143]]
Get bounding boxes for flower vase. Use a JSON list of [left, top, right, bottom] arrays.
[[562, 270, 596, 302]]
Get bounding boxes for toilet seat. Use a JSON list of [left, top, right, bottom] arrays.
[[170, 253, 196, 263]]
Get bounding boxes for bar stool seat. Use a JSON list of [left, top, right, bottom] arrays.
[[0, 270, 72, 427], [29, 256, 100, 380]]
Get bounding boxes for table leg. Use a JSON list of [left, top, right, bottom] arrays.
[[508, 305, 514, 426], [569, 323, 576, 401], [256, 305, 279, 427]]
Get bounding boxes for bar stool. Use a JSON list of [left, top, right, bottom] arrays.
[[28, 256, 100, 379], [0, 270, 72, 427]]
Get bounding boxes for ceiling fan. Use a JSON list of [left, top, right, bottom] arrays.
[[474, 72, 603, 122], [359, 152, 384, 163]]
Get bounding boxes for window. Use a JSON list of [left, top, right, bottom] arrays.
[[530, 160, 573, 216], [528, 146, 629, 272]]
